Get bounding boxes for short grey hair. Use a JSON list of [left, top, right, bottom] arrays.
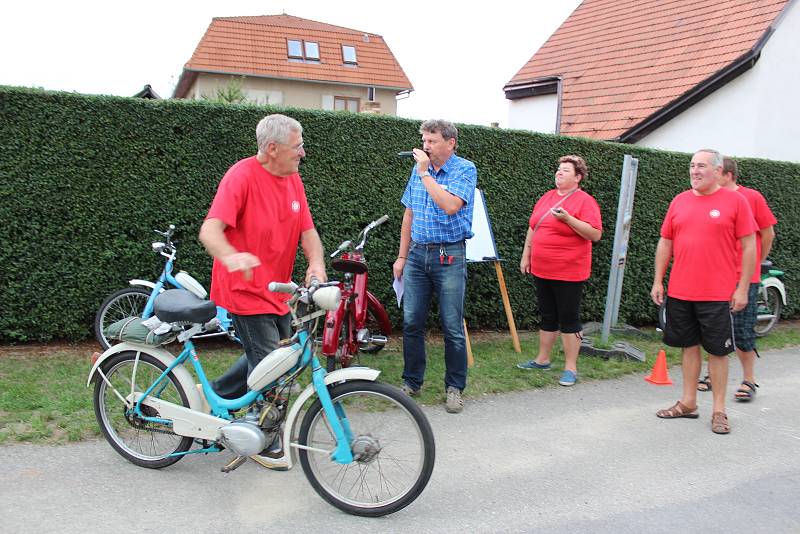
[[256, 114, 302, 154], [420, 119, 458, 148], [695, 148, 723, 168]]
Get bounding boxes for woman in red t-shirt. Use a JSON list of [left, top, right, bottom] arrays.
[[516, 155, 603, 386]]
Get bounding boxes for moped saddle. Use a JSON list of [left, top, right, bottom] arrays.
[[332, 257, 368, 274], [154, 289, 217, 324]]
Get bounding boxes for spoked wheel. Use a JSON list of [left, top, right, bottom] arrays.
[[359, 301, 390, 354], [95, 287, 151, 350], [755, 286, 782, 337], [93, 352, 192, 468], [298, 381, 435, 517]]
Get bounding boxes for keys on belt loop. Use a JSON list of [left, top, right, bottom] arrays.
[[439, 245, 453, 265], [439, 245, 445, 264]]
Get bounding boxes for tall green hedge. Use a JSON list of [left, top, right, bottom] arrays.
[[1, 86, 798, 342]]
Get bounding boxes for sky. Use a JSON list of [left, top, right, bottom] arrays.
[[0, 0, 582, 127]]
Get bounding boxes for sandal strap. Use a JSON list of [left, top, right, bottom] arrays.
[[741, 380, 759, 390]]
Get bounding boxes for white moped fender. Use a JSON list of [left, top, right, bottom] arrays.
[[87, 342, 203, 412], [129, 279, 157, 290], [283, 367, 381, 469], [762, 277, 787, 305]]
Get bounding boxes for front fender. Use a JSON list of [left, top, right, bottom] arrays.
[[129, 279, 156, 290], [762, 277, 787, 305], [283, 367, 381, 469], [87, 342, 202, 411]]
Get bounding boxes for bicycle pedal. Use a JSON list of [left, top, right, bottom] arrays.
[[221, 455, 247, 473]]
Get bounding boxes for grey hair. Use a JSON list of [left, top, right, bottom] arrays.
[[695, 148, 723, 168], [256, 114, 302, 154], [420, 119, 458, 148]]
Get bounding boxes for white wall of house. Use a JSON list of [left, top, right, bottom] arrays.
[[636, 2, 800, 162], [187, 74, 399, 115], [507, 93, 558, 133]]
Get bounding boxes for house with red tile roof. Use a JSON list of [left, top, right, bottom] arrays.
[[173, 14, 413, 115], [504, 0, 799, 162]]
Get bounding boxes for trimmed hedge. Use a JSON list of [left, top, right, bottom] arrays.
[[1, 86, 798, 342]]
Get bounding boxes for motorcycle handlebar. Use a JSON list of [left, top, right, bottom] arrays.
[[268, 281, 299, 294]]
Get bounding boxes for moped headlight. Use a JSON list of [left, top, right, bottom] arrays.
[[312, 286, 341, 311]]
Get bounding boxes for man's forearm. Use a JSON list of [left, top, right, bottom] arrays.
[[398, 209, 413, 258], [301, 228, 325, 268], [199, 218, 237, 259], [760, 226, 775, 261], [420, 176, 463, 214]]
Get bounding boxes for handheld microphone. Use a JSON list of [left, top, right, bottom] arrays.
[[397, 151, 415, 158]]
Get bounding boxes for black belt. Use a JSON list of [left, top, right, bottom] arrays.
[[412, 240, 464, 248]]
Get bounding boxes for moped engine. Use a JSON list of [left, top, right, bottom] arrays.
[[219, 421, 266, 457]]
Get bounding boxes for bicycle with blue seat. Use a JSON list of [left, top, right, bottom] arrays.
[[88, 279, 435, 517], [94, 224, 236, 349]]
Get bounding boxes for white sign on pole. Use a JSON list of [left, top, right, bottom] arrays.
[[466, 189, 499, 262]]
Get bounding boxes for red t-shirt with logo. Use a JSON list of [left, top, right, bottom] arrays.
[[206, 157, 315, 315], [528, 189, 602, 282], [661, 187, 756, 301], [736, 185, 777, 283]]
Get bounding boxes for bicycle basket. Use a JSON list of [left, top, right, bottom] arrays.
[[104, 317, 177, 346]]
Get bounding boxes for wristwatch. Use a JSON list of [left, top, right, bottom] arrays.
[[420, 171, 431, 178]]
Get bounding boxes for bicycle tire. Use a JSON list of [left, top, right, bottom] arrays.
[[298, 380, 435, 517], [94, 287, 151, 350], [93, 351, 192, 468]]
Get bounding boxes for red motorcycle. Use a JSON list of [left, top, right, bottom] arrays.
[[321, 215, 393, 371]]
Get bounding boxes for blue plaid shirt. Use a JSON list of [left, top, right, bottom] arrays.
[[401, 153, 477, 243]]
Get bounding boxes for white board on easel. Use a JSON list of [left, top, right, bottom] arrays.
[[466, 189, 499, 262], [464, 188, 521, 354]]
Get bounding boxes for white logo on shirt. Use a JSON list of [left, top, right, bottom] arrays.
[[291, 201, 300, 213], [709, 209, 720, 218]]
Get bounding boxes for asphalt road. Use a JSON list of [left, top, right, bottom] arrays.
[[2, 347, 799, 533]]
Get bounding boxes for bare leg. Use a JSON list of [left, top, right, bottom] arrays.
[[680, 345, 701, 410], [561, 332, 581, 373], [535, 330, 558, 364], [737, 348, 756, 383], [707, 354, 729, 414]]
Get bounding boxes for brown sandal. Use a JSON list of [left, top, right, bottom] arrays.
[[656, 401, 699, 419], [711, 411, 730, 434]]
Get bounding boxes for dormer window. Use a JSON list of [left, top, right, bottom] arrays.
[[287, 39, 320, 62], [342, 45, 357, 65]]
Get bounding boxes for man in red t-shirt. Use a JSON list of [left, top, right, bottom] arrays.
[[651, 149, 756, 435], [199, 114, 326, 468], [697, 157, 777, 401]]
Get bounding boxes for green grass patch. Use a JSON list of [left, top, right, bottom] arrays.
[[1, 324, 799, 445]]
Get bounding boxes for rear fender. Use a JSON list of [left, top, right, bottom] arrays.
[[366, 291, 392, 335], [87, 342, 202, 411]]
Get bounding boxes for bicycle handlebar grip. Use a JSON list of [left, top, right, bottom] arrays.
[[374, 214, 389, 226], [268, 281, 298, 294]]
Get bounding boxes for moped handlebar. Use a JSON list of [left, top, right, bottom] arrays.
[[269, 281, 299, 294]]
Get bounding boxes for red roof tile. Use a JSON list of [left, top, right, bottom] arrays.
[[174, 14, 413, 98], [505, 0, 791, 140]]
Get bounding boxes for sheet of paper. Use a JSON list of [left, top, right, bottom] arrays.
[[393, 277, 404, 308]]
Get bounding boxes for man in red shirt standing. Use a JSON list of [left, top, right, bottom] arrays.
[[696, 157, 777, 400], [199, 114, 326, 467], [651, 149, 756, 434]]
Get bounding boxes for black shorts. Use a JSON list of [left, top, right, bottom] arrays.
[[662, 297, 734, 356], [533, 276, 584, 333]]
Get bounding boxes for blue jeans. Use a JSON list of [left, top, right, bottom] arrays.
[[212, 313, 292, 399], [402, 241, 468, 392]]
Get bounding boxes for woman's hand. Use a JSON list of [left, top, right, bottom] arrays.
[[520, 253, 530, 274]]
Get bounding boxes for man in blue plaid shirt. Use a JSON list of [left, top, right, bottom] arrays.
[[393, 119, 477, 414]]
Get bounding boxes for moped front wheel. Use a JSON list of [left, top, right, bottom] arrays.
[[755, 286, 782, 337], [93, 352, 192, 468], [94, 287, 151, 350], [298, 380, 435, 517]]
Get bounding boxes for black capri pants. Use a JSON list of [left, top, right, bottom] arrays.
[[534, 276, 584, 334]]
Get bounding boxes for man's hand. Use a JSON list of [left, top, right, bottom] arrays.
[[730, 285, 748, 312], [305, 262, 327, 286], [221, 252, 261, 281], [393, 257, 406, 280], [413, 148, 431, 175], [650, 282, 665, 306]]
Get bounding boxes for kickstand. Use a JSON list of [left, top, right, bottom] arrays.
[[221, 455, 247, 473]]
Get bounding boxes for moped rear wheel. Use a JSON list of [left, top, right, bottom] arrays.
[[755, 286, 782, 337], [298, 380, 435, 517], [95, 287, 151, 350], [93, 352, 192, 468]]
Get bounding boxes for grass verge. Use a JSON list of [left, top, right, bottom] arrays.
[[1, 324, 798, 445]]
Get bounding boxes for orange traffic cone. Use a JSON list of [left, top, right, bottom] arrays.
[[645, 349, 673, 385]]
